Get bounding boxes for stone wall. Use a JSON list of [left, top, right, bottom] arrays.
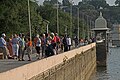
[[29, 44, 96, 80], [0, 43, 96, 80]]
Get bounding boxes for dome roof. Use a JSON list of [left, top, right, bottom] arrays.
[[95, 12, 107, 28]]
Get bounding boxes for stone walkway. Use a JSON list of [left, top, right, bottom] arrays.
[[0, 45, 77, 73], [0, 53, 39, 73]]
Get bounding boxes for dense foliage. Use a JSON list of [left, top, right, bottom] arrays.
[[78, 0, 120, 26], [0, 0, 120, 38], [0, 0, 43, 36], [88, 0, 109, 9], [0, 0, 77, 37], [115, 0, 120, 6], [62, 0, 71, 6], [38, 4, 72, 36]]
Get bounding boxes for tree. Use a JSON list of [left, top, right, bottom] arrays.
[[62, 0, 71, 6], [115, 0, 120, 6], [78, 2, 95, 10], [51, 0, 57, 4], [88, 0, 109, 9], [38, 5, 72, 35], [43, 0, 60, 5], [0, 0, 43, 36]]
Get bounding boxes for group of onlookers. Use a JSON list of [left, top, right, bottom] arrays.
[[0, 33, 32, 61], [0, 32, 95, 61]]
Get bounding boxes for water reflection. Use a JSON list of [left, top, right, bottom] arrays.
[[90, 47, 120, 80], [90, 67, 110, 80]]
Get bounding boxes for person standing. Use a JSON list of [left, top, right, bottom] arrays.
[[45, 35, 54, 57], [25, 38, 32, 61], [67, 36, 71, 50], [60, 36, 64, 52], [55, 33, 60, 54], [7, 35, 13, 58], [0, 33, 8, 59], [41, 34, 46, 58], [18, 34, 25, 61], [74, 36, 79, 48], [34, 34, 41, 59], [12, 34, 19, 59], [51, 33, 56, 55], [63, 35, 68, 52]]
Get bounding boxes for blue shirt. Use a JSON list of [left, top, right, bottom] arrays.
[[0, 37, 6, 47], [12, 38, 18, 44]]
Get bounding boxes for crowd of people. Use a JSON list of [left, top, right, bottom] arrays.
[[0, 32, 95, 61]]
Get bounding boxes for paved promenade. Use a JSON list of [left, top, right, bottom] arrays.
[[0, 53, 39, 73], [0, 45, 76, 73], [0, 48, 64, 73]]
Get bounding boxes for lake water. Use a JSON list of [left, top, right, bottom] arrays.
[[90, 47, 120, 80]]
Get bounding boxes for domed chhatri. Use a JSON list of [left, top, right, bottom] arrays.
[[92, 12, 108, 31], [95, 12, 107, 29]]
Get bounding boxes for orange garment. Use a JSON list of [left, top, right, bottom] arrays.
[[27, 41, 32, 47]]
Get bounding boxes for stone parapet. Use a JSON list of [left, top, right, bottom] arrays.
[[0, 43, 96, 80]]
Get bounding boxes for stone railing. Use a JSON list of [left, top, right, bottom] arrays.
[[0, 43, 96, 80]]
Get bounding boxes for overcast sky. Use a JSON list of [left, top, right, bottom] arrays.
[[39, 0, 116, 6]]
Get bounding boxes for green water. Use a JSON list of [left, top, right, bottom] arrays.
[[90, 47, 120, 80]]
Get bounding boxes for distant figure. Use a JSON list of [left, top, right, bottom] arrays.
[[80, 38, 84, 46], [51, 33, 56, 55], [25, 38, 32, 61], [89, 38, 93, 43], [92, 37, 96, 43], [12, 34, 19, 59], [84, 39, 88, 45], [63, 35, 68, 52], [18, 34, 25, 61], [55, 33, 60, 54], [0, 33, 8, 59], [67, 36, 71, 50], [41, 34, 46, 58], [7, 35, 13, 58], [74, 36, 78, 48], [45, 37, 54, 57], [34, 34, 41, 59], [60, 36, 64, 52]]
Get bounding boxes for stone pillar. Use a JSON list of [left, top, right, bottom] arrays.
[[95, 30, 108, 67], [92, 12, 109, 67]]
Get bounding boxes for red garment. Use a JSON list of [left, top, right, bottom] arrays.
[[34, 37, 38, 46], [56, 36, 60, 43], [52, 36, 56, 43]]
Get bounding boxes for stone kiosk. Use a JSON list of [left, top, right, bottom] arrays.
[[92, 12, 109, 67]]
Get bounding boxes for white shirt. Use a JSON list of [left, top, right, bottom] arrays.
[[36, 38, 41, 47], [67, 37, 71, 46]]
